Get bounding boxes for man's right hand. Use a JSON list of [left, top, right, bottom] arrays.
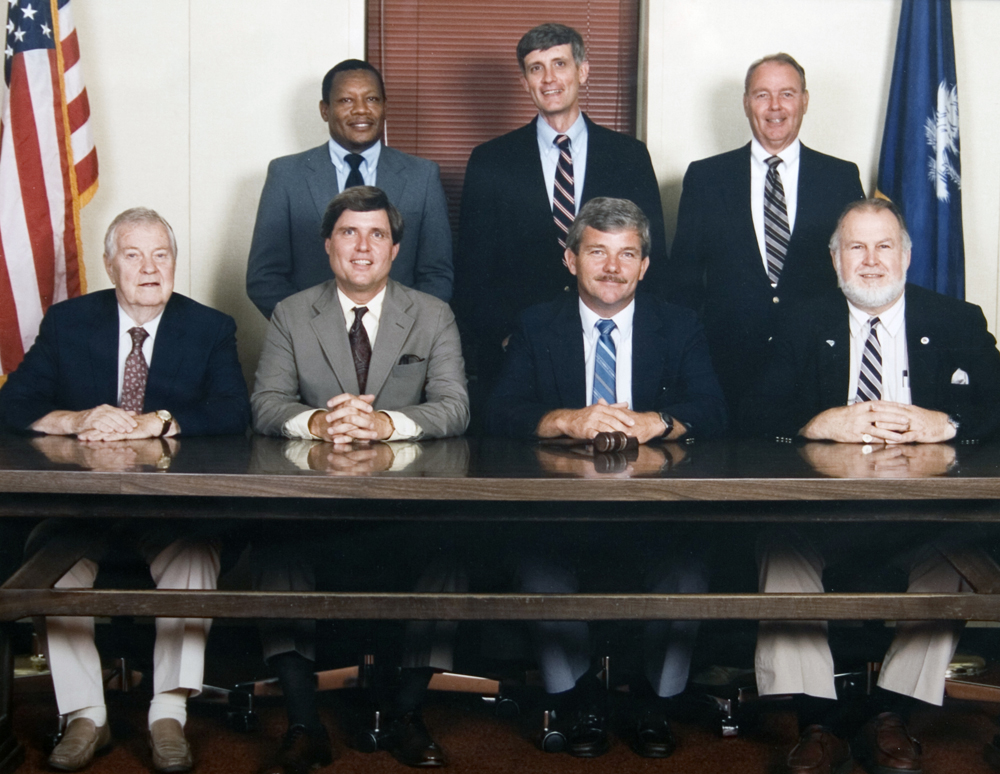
[[536, 399, 637, 440], [798, 401, 910, 443], [308, 393, 393, 443], [31, 406, 140, 438]]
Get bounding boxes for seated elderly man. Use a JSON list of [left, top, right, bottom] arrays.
[[743, 198, 1000, 774], [251, 185, 468, 772], [0, 208, 250, 773], [487, 197, 726, 758]]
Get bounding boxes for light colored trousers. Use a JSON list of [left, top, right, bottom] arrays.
[[43, 539, 220, 715], [755, 528, 968, 706]]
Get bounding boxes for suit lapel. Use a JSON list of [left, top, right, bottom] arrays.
[[788, 144, 819, 259], [146, 296, 187, 400], [366, 281, 413, 399], [903, 288, 939, 407], [546, 295, 587, 407], [374, 145, 406, 204], [89, 292, 120, 405], [304, 144, 340, 220], [728, 144, 768, 283], [630, 296, 665, 410], [310, 283, 357, 394], [816, 298, 851, 406], [517, 118, 560, 242]]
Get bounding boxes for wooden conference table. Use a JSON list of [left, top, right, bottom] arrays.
[[0, 431, 999, 770]]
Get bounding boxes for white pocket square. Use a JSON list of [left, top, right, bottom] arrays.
[[951, 368, 970, 385]]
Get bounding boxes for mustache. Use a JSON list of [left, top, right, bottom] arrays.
[[595, 274, 628, 284]]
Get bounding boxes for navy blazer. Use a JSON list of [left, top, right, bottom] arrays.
[[0, 290, 250, 435], [487, 292, 727, 440], [669, 143, 865, 416], [246, 143, 454, 318], [457, 115, 668, 366], [742, 285, 1000, 442]]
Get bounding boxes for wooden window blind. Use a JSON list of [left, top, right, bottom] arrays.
[[368, 1, 640, 226]]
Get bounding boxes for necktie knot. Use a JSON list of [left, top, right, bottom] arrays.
[[596, 319, 616, 337], [868, 316, 881, 331], [766, 155, 783, 171], [346, 153, 364, 172], [555, 134, 571, 151], [129, 326, 149, 348], [352, 306, 368, 324]]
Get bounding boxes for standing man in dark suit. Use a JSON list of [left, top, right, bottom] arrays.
[[488, 198, 726, 759], [670, 53, 865, 421], [247, 59, 453, 319], [743, 199, 1000, 774], [458, 23, 668, 404], [251, 186, 467, 772], [0, 208, 250, 773]]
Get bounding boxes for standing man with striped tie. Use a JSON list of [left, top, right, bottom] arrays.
[[457, 24, 668, 419], [669, 53, 865, 426], [743, 198, 1000, 774], [487, 198, 726, 758]]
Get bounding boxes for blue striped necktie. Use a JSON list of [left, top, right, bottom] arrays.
[[592, 319, 617, 405], [856, 317, 883, 402], [764, 155, 790, 285]]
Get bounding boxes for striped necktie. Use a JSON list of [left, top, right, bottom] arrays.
[[856, 317, 883, 403], [553, 134, 575, 249], [592, 319, 617, 405], [764, 155, 790, 285]]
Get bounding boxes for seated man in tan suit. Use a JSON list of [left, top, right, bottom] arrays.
[[251, 186, 468, 772]]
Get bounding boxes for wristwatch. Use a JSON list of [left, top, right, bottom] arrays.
[[155, 410, 173, 438], [659, 412, 674, 438]]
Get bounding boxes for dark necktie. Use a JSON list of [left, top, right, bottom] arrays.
[[856, 317, 883, 403], [553, 134, 575, 249], [349, 306, 372, 394], [120, 326, 149, 413], [345, 153, 365, 189], [592, 319, 617, 405], [764, 155, 790, 285]]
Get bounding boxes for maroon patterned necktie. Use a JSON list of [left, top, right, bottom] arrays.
[[349, 307, 372, 394], [120, 326, 149, 413]]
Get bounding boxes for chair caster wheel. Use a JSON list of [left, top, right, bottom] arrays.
[[495, 697, 519, 718], [355, 730, 380, 753], [226, 710, 259, 733], [43, 731, 62, 756], [539, 729, 566, 753]]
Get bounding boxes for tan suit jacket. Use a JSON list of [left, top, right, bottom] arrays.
[[251, 279, 468, 438]]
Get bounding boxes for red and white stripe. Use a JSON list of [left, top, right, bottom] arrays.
[[0, 0, 96, 379]]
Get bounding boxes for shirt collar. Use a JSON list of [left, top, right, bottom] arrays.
[[328, 138, 382, 174], [536, 111, 587, 150], [578, 296, 635, 339], [117, 304, 164, 340], [337, 285, 387, 325], [750, 137, 801, 168], [847, 291, 906, 337]]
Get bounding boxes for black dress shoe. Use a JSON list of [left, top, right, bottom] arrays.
[[632, 711, 677, 758], [563, 709, 610, 758], [381, 713, 445, 768], [260, 724, 335, 774]]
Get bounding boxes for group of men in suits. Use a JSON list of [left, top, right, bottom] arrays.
[[3, 19, 1000, 774]]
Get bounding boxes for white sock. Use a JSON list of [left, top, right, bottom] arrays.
[[148, 688, 189, 729], [66, 705, 107, 728]]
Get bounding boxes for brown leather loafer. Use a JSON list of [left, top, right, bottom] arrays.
[[856, 712, 922, 774], [48, 718, 112, 772], [148, 719, 194, 774], [786, 725, 852, 774]]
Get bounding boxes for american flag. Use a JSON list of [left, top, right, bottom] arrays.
[[0, 0, 97, 381]]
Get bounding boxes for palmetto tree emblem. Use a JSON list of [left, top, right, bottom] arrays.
[[925, 81, 961, 202]]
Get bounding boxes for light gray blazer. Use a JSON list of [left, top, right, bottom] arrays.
[[251, 279, 468, 439], [247, 143, 454, 318]]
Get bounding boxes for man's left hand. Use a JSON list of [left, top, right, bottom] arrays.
[[887, 403, 958, 443], [76, 412, 179, 442]]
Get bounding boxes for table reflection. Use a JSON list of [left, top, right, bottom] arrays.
[[534, 442, 687, 478], [30, 435, 180, 471], [798, 441, 957, 479]]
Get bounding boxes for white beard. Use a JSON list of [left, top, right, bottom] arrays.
[[838, 273, 906, 312]]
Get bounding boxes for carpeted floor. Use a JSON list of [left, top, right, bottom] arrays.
[[12, 687, 1000, 773]]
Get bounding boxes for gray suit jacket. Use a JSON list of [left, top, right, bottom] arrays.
[[247, 143, 453, 318], [251, 279, 468, 439]]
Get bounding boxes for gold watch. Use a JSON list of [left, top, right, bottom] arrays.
[[155, 410, 173, 437]]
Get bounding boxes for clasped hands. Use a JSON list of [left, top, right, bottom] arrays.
[[32, 405, 176, 441], [537, 398, 685, 444], [308, 393, 394, 444], [799, 400, 957, 444]]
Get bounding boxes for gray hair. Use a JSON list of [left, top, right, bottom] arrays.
[[829, 198, 912, 255], [566, 197, 651, 258], [517, 23, 586, 72], [104, 207, 177, 260], [745, 52, 806, 94]]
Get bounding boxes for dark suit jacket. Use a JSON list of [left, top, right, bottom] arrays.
[[0, 289, 250, 435], [669, 143, 865, 416], [246, 143, 453, 318], [457, 115, 668, 373], [742, 285, 1000, 442], [486, 292, 727, 440]]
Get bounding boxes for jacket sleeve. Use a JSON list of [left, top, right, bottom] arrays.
[[246, 159, 301, 319], [0, 311, 63, 431], [656, 317, 728, 440], [410, 161, 454, 303], [666, 162, 709, 314]]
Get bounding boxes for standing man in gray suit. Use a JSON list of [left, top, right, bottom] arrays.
[[251, 186, 467, 772], [247, 59, 453, 319]]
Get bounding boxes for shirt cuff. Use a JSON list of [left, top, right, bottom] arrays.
[[385, 441, 422, 471], [382, 410, 421, 441], [283, 409, 322, 440]]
